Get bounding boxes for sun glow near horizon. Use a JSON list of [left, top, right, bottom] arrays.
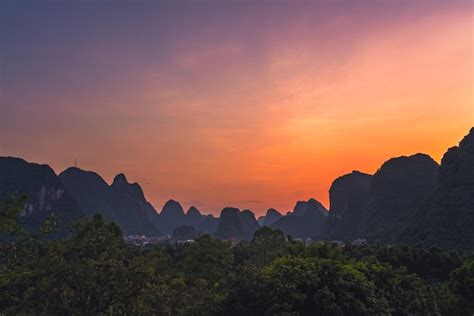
[[0, 1, 472, 215]]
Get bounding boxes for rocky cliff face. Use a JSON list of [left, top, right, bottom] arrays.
[[327, 171, 372, 241], [362, 153, 439, 243], [402, 128, 474, 250], [0, 157, 83, 231], [60, 168, 160, 235], [271, 198, 328, 238]]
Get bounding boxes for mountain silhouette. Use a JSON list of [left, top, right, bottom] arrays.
[[197, 214, 219, 235], [214, 207, 261, 240], [2, 127, 473, 248], [327, 171, 372, 241], [60, 167, 160, 235], [240, 209, 260, 240], [402, 128, 474, 250], [271, 198, 328, 238], [0, 157, 83, 232], [261, 208, 283, 226], [362, 153, 439, 243], [185, 206, 204, 227], [157, 199, 186, 235], [215, 207, 244, 240]]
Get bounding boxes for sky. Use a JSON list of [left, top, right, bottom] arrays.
[[0, 1, 473, 216]]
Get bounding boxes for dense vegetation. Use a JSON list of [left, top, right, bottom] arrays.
[[1, 198, 473, 315]]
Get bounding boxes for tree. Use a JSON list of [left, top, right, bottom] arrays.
[[0, 198, 468, 315], [1, 214, 156, 315], [0, 195, 59, 313], [249, 227, 286, 269], [177, 234, 234, 315], [449, 259, 474, 314], [356, 260, 438, 315], [260, 257, 379, 315]]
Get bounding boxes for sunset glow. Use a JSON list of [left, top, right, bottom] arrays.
[[1, 1, 472, 215]]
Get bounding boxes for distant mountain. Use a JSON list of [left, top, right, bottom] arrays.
[[261, 208, 283, 226], [0, 157, 83, 232], [215, 207, 260, 240], [402, 128, 474, 250], [60, 168, 160, 235], [215, 207, 243, 240], [271, 198, 328, 238], [362, 153, 439, 243], [59, 167, 113, 218], [197, 214, 218, 235], [110, 174, 160, 235], [240, 209, 260, 240], [4, 127, 473, 247], [157, 199, 186, 235], [327, 171, 372, 241], [185, 206, 203, 227], [171, 225, 198, 240]]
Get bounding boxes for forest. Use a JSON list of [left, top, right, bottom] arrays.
[[1, 196, 473, 315]]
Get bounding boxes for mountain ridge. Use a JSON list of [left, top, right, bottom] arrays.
[[1, 127, 473, 248]]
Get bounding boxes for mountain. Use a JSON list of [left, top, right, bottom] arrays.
[[157, 199, 186, 235], [109, 174, 160, 235], [402, 128, 474, 250], [5, 128, 472, 247], [0, 157, 83, 231], [240, 209, 260, 240], [214, 207, 261, 240], [60, 168, 160, 235], [59, 167, 113, 218], [262, 208, 283, 226], [185, 206, 203, 227], [327, 171, 372, 241], [362, 153, 439, 243], [197, 214, 219, 235], [215, 207, 243, 240], [271, 198, 328, 238], [171, 225, 198, 240]]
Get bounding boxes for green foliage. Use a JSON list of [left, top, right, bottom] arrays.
[[1, 213, 157, 315], [0, 203, 472, 315], [249, 227, 286, 269], [260, 257, 378, 315], [344, 244, 463, 281], [180, 234, 233, 284], [448, 259, 474, 314], [0, 195, 29, 237], [355, 260, 437, 314]]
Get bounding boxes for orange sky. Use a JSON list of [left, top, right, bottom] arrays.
[[1, 2, 473, 216]]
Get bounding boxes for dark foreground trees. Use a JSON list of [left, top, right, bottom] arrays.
[[1, 213, 158, 314], [1, 205, 472, 315]]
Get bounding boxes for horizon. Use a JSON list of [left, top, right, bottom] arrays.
[[1, 129, 469, 217], [1, 1, 473, 216]]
